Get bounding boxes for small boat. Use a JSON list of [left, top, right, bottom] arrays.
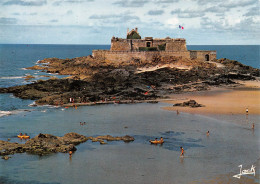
[[149, 140, 164, 144], [17, 135, 30, 139]]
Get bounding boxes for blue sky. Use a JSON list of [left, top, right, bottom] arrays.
[[0, 0, 259, 45]]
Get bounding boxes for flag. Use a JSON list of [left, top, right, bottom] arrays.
[[179, 25, 184, 29]]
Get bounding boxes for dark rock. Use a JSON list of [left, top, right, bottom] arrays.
[[89, 135, 135, 144], [2, 156, 10, 160], [173, 100, 204, 108], [0, 133, 87, 157]]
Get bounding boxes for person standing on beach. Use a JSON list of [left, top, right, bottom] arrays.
[[252, 123, 255, 130], [180, 147, 184, 157], [206, 131, 210, 136], [246, 107, 249, 115]]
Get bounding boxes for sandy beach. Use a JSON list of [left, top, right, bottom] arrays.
[[162, 80, 260, 116]]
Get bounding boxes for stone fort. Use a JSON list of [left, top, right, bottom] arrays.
[[92, 28, 216, 63]]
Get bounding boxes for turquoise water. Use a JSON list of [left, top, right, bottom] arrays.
[[0, 45, 259, 183]]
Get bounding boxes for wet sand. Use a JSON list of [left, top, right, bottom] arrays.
[[162, 80, 260, 116]]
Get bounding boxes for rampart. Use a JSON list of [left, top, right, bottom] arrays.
[[92, 50, 216, 63], [110, 37, 187, 52]]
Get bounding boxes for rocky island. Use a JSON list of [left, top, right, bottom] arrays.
[[0, 28, 259, 106], [0, 56, 258, 106]]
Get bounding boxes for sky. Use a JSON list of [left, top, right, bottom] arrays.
[[0, 0, 259, 45]]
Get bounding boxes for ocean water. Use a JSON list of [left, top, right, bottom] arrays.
[[0, 44, 259, 184]]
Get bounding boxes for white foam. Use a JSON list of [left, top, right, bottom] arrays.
[[0, 76, 23, 79], [28, 102, 37, 107], [21, 68, 28, 70], [0, 109, 34, 117], [0, 111, 12, 117], [41, 104, 60, 108]]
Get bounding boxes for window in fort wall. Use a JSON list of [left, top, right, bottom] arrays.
[[205, 54, 209, 61]]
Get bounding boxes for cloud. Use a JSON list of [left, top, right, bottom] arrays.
[[194, 0, 220, 5], [3, 0, 47, 6], [113, 0, 149, 7], [243, 6, 260, 16], [119, 15, 140, 22], [204, 6, 228, 13], [66, 10, 73, 15], [165, 17, 179, 28], [147, 10, 164, 15], [171, 8, 205, 18], [89, 14, 118, 19], [52, 0, 94, 6], [50, 19, 58, 23], [200, 15, 260, 39], [89, 13, 140, 25], [154, 0, 179, 3], [200, 17, 226, 30], [220, 0, 258, 8], [0, 17, 17, 24]]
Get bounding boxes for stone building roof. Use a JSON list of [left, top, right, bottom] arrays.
[[127, 28, 141, 39]]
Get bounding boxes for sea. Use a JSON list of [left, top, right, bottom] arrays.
[[0, 44, 259, 184]]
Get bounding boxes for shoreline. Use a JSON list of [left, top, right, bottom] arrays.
[[160, 80, 260, 117]]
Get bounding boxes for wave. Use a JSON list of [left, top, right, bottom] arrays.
[[28, 102, 37, 107], [42, 104, 60, 108], [0, 76, 24, 79], [0, 109, 33, 117], [0, 111, 12, 117], [36, 60, 49, 64], [21, 68, 28, 70]]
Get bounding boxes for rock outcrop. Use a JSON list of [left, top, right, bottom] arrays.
[[0, 133, 135, 158], [89, 135, 135, 144], [173, 100, 204, 108]]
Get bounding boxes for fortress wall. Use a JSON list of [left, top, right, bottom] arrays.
[[111, 38, 188, 51], [93, 50, 190, 63], [92, 50, 106, 61], [111, 39, 131, 51], [152, 40, 167, 48], [189, 50, 216, 61], [166, 40, 187, 51], [131, 40, 146, 50]]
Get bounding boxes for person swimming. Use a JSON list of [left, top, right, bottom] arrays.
[[160, 137, 164, 142]]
